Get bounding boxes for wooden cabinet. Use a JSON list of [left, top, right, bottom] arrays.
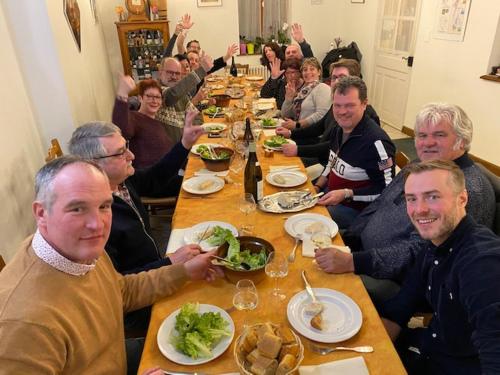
[[115, 20, 169, 81]]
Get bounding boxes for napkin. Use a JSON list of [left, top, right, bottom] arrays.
[[300, 356, 369, 375], [302, 238, 351, 258], [306, 163, 324, 181], [165, 228, 187, 254], [257, 98, 276, 104], [263, 129, 277, 137], [194, 168, 229, 177]]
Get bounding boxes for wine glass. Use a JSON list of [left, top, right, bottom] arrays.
[[239, 193, 256, 235], [232, 279, 259, 327], [265, 252, 289, 300]]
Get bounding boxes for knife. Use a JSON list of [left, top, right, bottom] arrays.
[[301, 270, 324, 314]]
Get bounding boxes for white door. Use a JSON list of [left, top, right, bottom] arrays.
[[372, 0, 422, 130]]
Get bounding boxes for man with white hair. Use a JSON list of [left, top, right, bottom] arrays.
[[315, 103, 495, 306]]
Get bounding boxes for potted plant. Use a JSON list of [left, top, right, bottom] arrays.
[[277, 23, 291, 46], [239, 35, 247, 55], [254, 36, 264, 54], [246, 38, 255, 55]]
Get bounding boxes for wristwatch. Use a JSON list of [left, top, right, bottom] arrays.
[[343, 188, 352, 201], [295, 122, 301, 129]]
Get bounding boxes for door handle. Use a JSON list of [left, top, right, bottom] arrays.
[[402, 56, 414, 67]]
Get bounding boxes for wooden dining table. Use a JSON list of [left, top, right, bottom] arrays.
[[138, 76, 406, 374]]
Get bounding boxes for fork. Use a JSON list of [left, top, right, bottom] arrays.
[[308, 342, 374, 355], [287, 234, 302, 263]]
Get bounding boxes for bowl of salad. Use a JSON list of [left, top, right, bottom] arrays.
[[199, 146, 234, 172], [216, 235, 273, 285]]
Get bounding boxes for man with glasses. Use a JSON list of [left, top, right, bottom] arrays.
[[156, 56, 213, 143]]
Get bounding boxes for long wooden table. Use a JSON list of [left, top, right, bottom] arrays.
[[138, 81, 406, 374]]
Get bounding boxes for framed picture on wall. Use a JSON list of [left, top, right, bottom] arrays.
[[351, 0, 365, 3], [433, 0, 472, 41], [197, 0, 222, 7], [63, 0, 81, 51]]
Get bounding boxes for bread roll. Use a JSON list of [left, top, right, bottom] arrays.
[[242, 328, 259, 353], [273, 175, 287, 185], [311, 312, 323, 330], [257, 332, 282, 359], [198, 180, 215, 191], [246, 348, 260, 364], [256, 323, 275, 340], [275, 325, 295, 345], [250, 355, 278, 375], [276, 354, 296, 375], [279, 343, 299, 361]]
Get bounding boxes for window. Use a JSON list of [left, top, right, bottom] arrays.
[[238, 0, 289, 42]]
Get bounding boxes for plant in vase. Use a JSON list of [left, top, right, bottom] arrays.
[[115, 6, 126, 22], [277, 23, 291, 46], [246, 38, 255, 55], [239, 35, 247, 55], [254, 36, 264, 54]]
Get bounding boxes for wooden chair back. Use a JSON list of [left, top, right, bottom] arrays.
[[45, 139, 63, 162], [395, 151, 410, 169], [236, 64, 249, 75]]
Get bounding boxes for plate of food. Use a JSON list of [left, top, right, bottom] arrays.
[[259, 118, 283, 129], [203, 106, 225, 117], [201, 123, 227, 133], [258, 191, 319, 213], [190, 143, 221, 155], [225, 88, 245, 99], [263, 136, 295, 151], [206, 75, 223, 82], [208, 84, 225, 90], [287, 288, 362, 343], [184, 222, 238, 251], [227, 83, 246, 89], [266, 171, 308, 188], [157, 302, 235, 365], [246, 76, 264, 81], [182, 176, 225, 195], [284, 213, 339, 239]]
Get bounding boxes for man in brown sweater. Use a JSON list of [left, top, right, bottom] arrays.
[[0, 156, 221, 374]]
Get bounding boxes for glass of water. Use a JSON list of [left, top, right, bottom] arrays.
[[232, 279, 258, 327], [265, 252, 289, 300]]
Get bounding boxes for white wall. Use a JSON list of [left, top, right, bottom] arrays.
[[0, 5, 44, 261], [404, 0, 500, 164]]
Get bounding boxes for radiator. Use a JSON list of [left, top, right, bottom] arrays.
[[248, 65, 270, 80]]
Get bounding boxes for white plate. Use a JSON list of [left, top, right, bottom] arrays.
[[287, 288, 362, 343], [284, 213, 339, 239], [190, 143, 221, 155], [256, 102, 275, 111], [259, 118, 283, 129], [246, 76, 264, 81], [157, 304, 235, 365], [258, 191, 318, 213], [209, 84, 225, 90], [206, 76, 223, 82], [263, 138, 295, 151], [201, 123, 227, 133], [183, 221, 238, 251], [182, 176, 225, 195], [266, 171, 307, 188]]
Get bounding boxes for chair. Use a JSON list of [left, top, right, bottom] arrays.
[[395, 151, 410, 169], [236, 63, 249, 75], [0, 255, 5, 272], [141, 196, 177, 221], [45, 139, 63, 162], [475, 162, 500, 235]]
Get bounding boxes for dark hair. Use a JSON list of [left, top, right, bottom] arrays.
[[282, 58, 302, 71], [403, 159, 465, 194], [137, 79, 161, 96], [332, 76, 368, 102], [260, 42, 285, 71], [330, 58, 361, 77], [186, 40, 200, 49], [174, 53, 188, 63]]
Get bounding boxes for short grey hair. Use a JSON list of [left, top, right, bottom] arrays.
[[35, 155, 106, 212], [68, 121, 121, 160], [414, 103, 473, 152]]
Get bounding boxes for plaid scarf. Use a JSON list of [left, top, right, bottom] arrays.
[[292, 80, 320, 120]]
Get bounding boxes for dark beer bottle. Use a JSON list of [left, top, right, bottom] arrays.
[[230, 56, 238, 77], [244, 142, 263, 202], [243, 117, 254, 146]]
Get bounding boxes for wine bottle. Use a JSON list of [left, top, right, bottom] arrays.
[[146, 31, 153, 45], [243, 118, 254, 146], [230, 56, 238, 77], [244, 142, 263, 202]]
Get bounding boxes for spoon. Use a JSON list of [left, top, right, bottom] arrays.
[[211, 255, 251, 270]]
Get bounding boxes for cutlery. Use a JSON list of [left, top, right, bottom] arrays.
[[211, 255, 251, 270], [197, 226, 211, 244], [211, 107, 220, 118], [162, 371, 209, 375], [307, 342, 374, 355], [301, 270, 324, 314], [287, 233, 302, 263]]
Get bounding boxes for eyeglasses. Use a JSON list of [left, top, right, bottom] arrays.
[[95, 140, 130, 159], [163, 70, 181, 77], [144, 94, 162, 100]]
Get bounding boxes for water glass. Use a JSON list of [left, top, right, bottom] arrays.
[[265, 252, 288, 300]]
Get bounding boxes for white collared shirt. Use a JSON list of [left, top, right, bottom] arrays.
[[32, 230, 96, 276]]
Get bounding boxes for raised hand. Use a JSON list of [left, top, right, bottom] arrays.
[[223, 43, 239, 62], [180, 13, 194, 30], [174, 22, 183, 35], [291, 23, 305, 43], [270, 58, 284, 79], [285, 80, 297, 99], [116, 73, 136, 99], [181, 109, 204, 149], [199, 51, 214, 72]]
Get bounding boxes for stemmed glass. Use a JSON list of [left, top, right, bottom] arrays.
[[265, 252, 289, 300], [232, 279, 259, 327], [239, 193, 256, 235]]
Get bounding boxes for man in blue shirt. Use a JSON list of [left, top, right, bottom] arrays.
[[382, 160, 500, 374]]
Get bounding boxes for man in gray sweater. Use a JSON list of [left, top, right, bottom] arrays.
[[315, 103, 495, 306]]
